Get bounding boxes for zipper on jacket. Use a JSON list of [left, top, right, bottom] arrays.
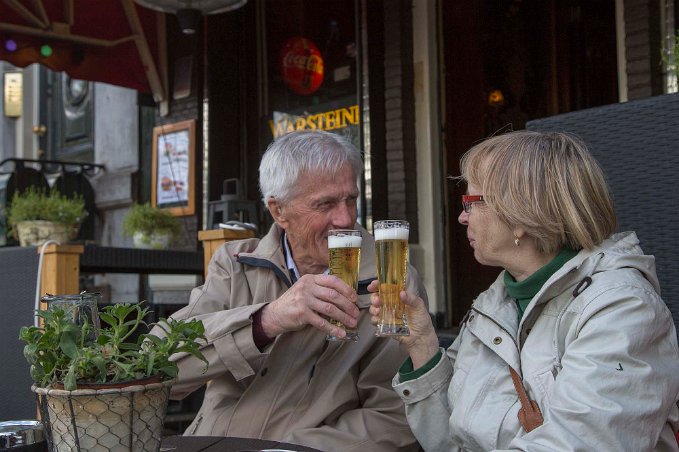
[[189, 414, 203, 434], [308, 340, 330, 383]]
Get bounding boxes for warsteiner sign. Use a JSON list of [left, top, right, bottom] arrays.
[[279, 37, 324, 95], [269, 105, 359, 138]]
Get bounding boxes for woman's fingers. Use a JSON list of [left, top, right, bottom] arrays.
[[367, 279, 379, 293]]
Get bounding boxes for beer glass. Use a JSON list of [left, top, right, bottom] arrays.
[[374, 220, 410, 336], [326, 229, 362, 342]]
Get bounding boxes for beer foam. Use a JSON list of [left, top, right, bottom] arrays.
[[374, 227, 409, 241], [328, 235, 362, 248]]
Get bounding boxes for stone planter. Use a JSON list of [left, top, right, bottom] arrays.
[[33, 379, 173, 452], [15, 220, 77, 247], [132, 231, 172, 250]]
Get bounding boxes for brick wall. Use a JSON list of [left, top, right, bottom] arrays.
[[383, 0, 419, 241], [624, 0, 664, 99]]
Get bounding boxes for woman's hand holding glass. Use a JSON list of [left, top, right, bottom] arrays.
[[368, 280, 440, 369]]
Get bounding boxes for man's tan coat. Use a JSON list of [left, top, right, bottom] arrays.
[[160, 224, 426, 452]]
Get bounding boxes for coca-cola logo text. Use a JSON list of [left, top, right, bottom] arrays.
[[282, 53, 323, 74]]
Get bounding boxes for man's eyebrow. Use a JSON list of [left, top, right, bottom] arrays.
[[312, 195, 337, 203], [312, 193, 356, 204]]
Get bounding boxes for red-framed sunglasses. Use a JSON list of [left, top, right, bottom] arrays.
[[461, 195, 484, 213]]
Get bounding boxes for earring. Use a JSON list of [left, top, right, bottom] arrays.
[[514, 237, 520, 247]]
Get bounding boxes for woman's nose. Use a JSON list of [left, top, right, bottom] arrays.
[[458, 210, 469, 225]]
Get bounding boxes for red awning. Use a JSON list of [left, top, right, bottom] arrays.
[[0, 0, 167, 101]]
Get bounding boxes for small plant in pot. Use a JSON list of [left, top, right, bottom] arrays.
[[7, 187, 87, 247], [19, 299, 207, 451], [122, 203, 181, 250]]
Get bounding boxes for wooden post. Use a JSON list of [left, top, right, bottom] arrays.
[[38, 244, 84, 310], [198, 229, 255, 277]]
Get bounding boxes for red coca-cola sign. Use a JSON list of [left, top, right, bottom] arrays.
[[279, 37, 324, 95]]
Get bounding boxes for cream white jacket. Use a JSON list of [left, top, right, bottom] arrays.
[[394, 232, 679, 451]]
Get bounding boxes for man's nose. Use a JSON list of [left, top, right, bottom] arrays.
[[332, 203, 355, 228]]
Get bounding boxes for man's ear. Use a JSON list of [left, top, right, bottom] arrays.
[[267, 198, 288, 228]]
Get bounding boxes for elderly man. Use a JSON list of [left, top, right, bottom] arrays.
[[162, 130, 427, 451]]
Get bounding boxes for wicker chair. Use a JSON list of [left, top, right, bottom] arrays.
[[527, 93, 679, 338]]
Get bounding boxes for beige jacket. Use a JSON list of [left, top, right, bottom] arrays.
[[160, 224, 426, 452]]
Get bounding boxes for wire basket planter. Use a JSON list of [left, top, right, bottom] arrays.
[[33, 379, 173, 452]]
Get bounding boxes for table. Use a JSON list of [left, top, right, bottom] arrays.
[[160, 435, 324, 452]]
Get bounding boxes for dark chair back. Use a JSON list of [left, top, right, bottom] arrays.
[[527, 93, 679, 338]]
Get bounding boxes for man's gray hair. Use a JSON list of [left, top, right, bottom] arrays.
[[259, 130, 363, 205]]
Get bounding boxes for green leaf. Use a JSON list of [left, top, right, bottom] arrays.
[[59, 332, 79, 360], [98, 312, 116, 327], [157, 365, 178, 378], [19, 300, 207, 387], [64, 366, 77, 391]]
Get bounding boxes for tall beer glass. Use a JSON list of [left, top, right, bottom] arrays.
[[374, 220, 410, 336], [326, 229, 362, 342]]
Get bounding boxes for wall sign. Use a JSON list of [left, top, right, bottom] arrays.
[[269, 104, 359, 138], [279, 37, 324, 95], [152, 120, 195, 216], [3, 72, 22, 117]]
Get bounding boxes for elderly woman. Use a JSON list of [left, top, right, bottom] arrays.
[[370, 131, 679, 451]]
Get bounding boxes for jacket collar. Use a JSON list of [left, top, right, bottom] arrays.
[[475, 231, 656, 335], [236, 223, 378, 295]]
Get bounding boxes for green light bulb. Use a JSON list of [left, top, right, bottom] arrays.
[[40, 45, 53, 57]]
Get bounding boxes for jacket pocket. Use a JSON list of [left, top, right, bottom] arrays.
[[529, 365, 557, 408], [450, 366, 467, 401], [450, 364, 519, 450]]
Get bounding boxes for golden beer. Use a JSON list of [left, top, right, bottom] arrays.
[[374, 221, 410, 336], [326, 230, 362, 342]]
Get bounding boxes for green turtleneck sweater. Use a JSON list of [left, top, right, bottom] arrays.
[[399, 247, 579, 382], [504, 247, 579, 320]]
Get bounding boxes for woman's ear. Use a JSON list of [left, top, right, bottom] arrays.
[[512, 226, 526, 240], [267, 198, 288, 228]]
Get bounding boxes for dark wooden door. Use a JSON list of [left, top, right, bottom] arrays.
[[39, 68, 94, 163]]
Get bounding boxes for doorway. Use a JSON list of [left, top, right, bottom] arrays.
[[442, 0, 618, 324]]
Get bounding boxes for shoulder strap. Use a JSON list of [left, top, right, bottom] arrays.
[[509, 366, 544, 432]]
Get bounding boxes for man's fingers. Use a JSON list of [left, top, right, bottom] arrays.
[[310, 281, 359, 317], [307, 311, 347, 338], [310, 298, 357, 327], [314, 274, 357, 302], [284, 274, 360, 334]]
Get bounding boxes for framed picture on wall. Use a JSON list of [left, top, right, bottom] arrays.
[[152, 119, 195, 216]]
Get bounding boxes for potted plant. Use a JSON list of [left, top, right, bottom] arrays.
[[20, 300, 207, 451], [122, 203, 181, 250], [7, 187, 87, 247]]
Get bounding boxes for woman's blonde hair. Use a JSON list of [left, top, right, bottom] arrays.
[[459, 130, 617, 253]]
